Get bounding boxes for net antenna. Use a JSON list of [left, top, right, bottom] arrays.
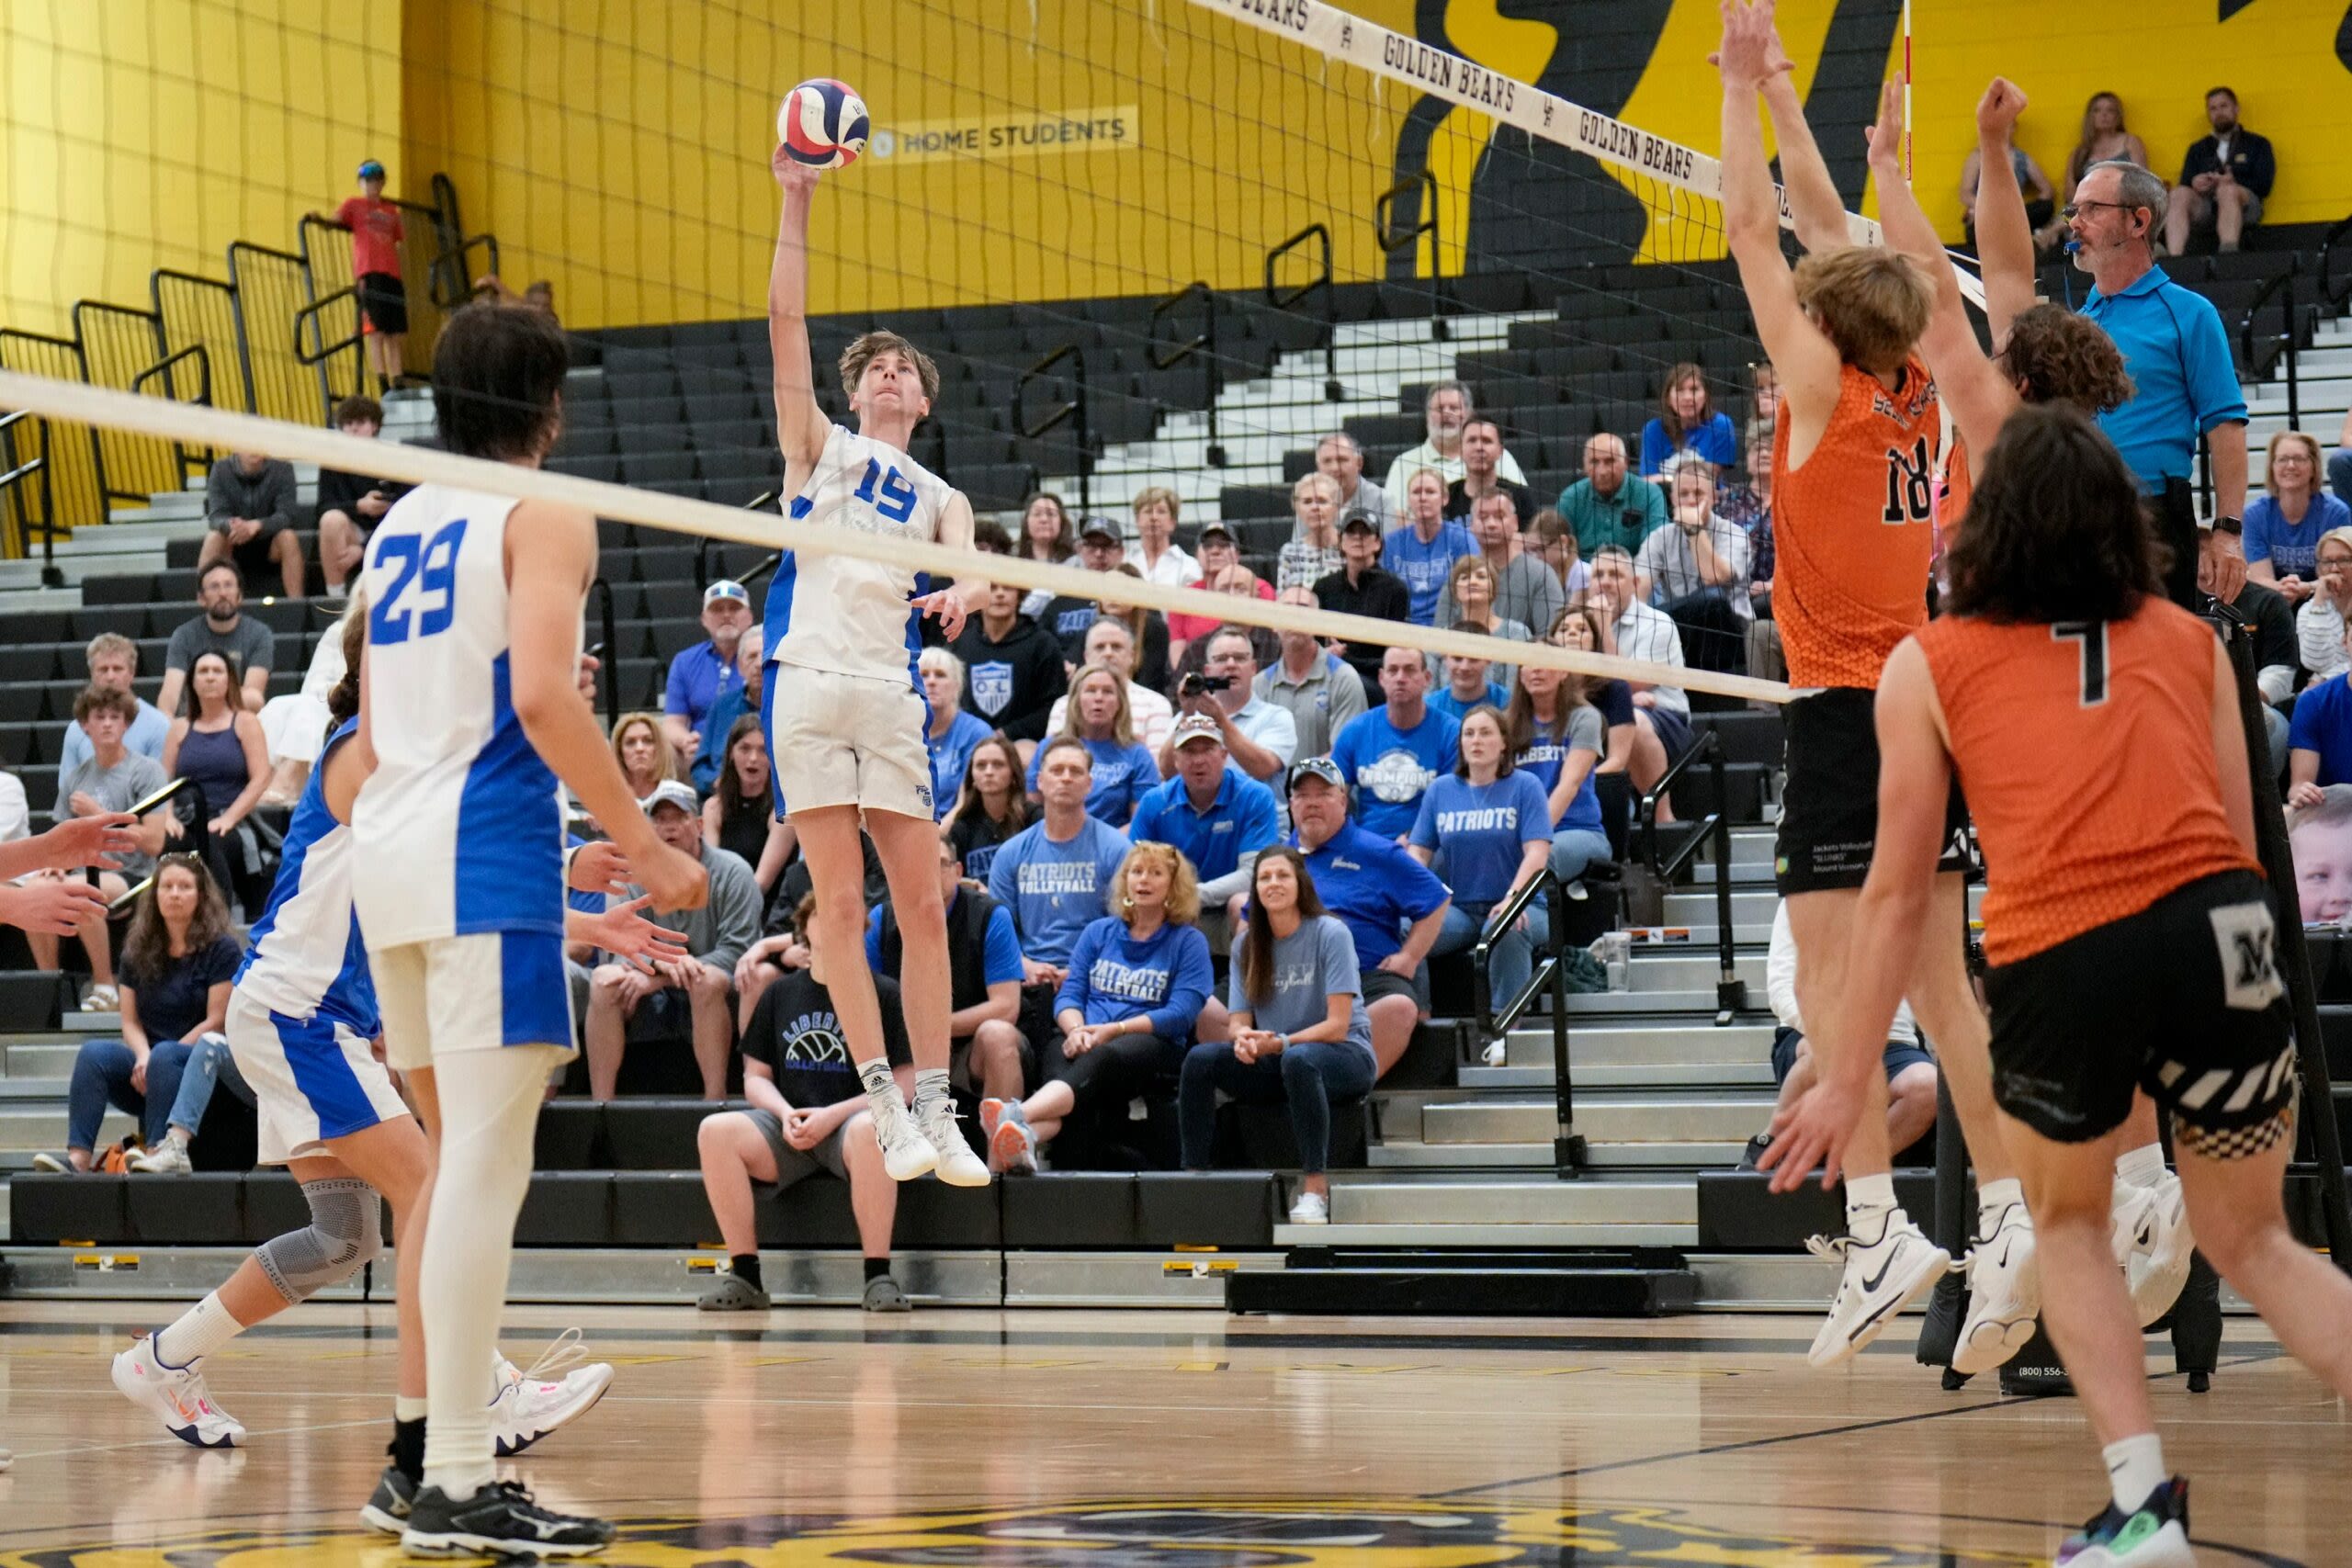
[[1189, 0, 1987, 311]]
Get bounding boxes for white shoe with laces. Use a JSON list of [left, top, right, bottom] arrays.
[[490, 1329, 615, 1457], [112, 1333, 246, 1448], [867, 1091, 941, 1182], [1951, 1200, 2041, 1375], [1805, 1208, 1951, 1369], [1288, 1190, 1329, 1225], [2112, 1171, 2195, 1328], [916, 1095, 992, 1188], [129, 1139, 192, 1175]]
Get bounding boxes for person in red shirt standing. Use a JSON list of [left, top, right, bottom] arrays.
[[325, 160, 407, 392]]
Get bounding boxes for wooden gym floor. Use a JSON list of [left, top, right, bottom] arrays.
[[0, 1301, 2340, 1565]]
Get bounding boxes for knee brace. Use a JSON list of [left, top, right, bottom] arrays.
[[254, 1177, 381, 1304]]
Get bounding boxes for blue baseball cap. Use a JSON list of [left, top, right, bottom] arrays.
[[357, 160, 386, 180], [703, 579, 750, 607]]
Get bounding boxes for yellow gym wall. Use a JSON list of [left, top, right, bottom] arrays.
[[0, 0, 402, 339]]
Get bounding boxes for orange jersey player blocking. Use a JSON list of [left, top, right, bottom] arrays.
[[1716, 0, 2027, 1372], [1764, 402, 2352, 1568]]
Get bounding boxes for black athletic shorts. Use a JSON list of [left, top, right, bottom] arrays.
[[1775, 686, 1970, 894], [1359, 966, 1417, 1009], [1983, 869, 2295, 1148], [357, 270, 409, 336], [1769, 1024, 1936, 1088]]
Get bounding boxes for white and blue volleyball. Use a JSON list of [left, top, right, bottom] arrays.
[[779, 79, 870, 170]]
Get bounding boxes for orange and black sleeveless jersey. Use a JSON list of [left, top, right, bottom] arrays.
[[1915, 596, 2257, 965], [1771, 356, 1941, 690], [1937, 438, 1972, 536]]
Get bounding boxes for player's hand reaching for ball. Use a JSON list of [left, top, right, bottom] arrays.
[[1709, 0, 1792, 89], [637, 840, 709, 914], [1865, 80, 1904, 172], [772, 146, 821, 196], [1975, 77, 2028, 141]]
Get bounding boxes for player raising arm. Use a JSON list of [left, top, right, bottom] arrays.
[[763, 148, 991, 1187]]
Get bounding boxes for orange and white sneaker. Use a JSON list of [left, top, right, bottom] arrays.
[[112, 1333, 246, 1448]]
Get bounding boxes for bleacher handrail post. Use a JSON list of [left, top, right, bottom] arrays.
[[1263, 222, 1340, 401], [1148, 279, 1222, 466]]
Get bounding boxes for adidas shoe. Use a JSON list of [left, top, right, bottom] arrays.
[[868, 1091, 941, 1182], [981, 1098, 1038, 1175], [401, 1479, 615, 1558], [358, 1463, 417, 1536], [1952, 1200, 2041, 1376], [916, 1094, 992, 1188], [2057, 1476, 2195, 1566], [492, 1330, 615, 1457], [1804, 1210, 1951, 1368], [2113, 1173, 2195, 1329], [111, 1333, 245, 1448]]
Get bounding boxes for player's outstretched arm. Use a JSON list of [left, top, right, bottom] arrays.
[[1749, 19, 1849, 256], [1967, 79, 2039, 345], [768, 151, 830, 477], [912, 491, 991, 641]]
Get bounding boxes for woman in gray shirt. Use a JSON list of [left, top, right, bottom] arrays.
[[1177, 847, 1373, 1224]]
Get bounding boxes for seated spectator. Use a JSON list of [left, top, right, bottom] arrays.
[[162, 650, 273, 917], [1278, 474, 1345, 592], [312, 396, 405, 595], [946, 733, 1030, 883], [1589, 545, 1693, 778], [1636, 454, 1753, 676], [1312, 516, 1410, 688], [1743, 899, 1938, 1170], [950, 581, 1068, 759], [123, 1026, 256, 1175], [2332, 408, 2352, 510], [1544, 603, 1645, 844], [1960, 141, 2056, 253], [705, 715, 792, 909], [2293, 619, 2352, 802], [980, 841, 1214, 1172], [1125, 487, 1201, 588], [1524, 509, 1592, 603], [1443, 491, 1564, 637], [28, 687, 174, 1010], [1255, 591, 1370, 761], [1027, 665, 1161, 829], [1317, 433, 1391, 534], [200, 450, 303, 599], [33, 854, 240, 1172], [2290, 785, 2352, 925], [1715, 434, 1777, 623], [1170, 523, 1269, 658], [1555, 434, 1667, 561], [611, 711, 685, 803], [1428, 645, 1510, 724], [1190, 567, 1281, 671], [1383, 468, 1479, 626], [2247, 432, 2348, 604], [160, 563, 274, 716], [694, 892, 913, 1314], [662, 581, 752, 764], [1443, 420, 1535, 523], [691, 625, 766, 792], [1130, 713, 1281, 944], [1168, 626, 1298, 784], [2298, 528, 2352, 683], [1043, 617, 1175, 755], [920, 648, 995, 821], [2165, 86, 2273, 256], [2060, 93, 2151, 254], [1039, 522, 1172, 688], [1178, 847, 1373, 1224], [2211, 570, 2297, 767], [584, 781, 763, 1100], [870, 831, 1028, 1107], [1332, 647, 1462, 841], [1284, 760, 1449, 1076], [59, 633, 169, 778], [988, 739, 1134, 985], [1510, 623, 1621, 867], [1640, 364, 1739, 477], [257, 602, 360, 804], [1380, 380, 1526, 497], [1014, 491, 1077, 620], [1437, 556, 1532, 645], [1409, 705, 1553, 1008]]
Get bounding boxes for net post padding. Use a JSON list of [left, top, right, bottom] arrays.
[[0, 367, 1792, 706]]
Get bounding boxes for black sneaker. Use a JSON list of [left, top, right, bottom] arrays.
[[1737, 1133, 1772, 1171], [357, 1464, 415, 1536], [401, 1479, 615, 1558]]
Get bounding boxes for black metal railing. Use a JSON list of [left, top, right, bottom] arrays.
[[1264, 221, 1340, 401], [1374, 170, 1447, 341], [1148, 279, 1222, 466], [2236, 259, 2301, 427], [1636, 729, 1746, 1024], [1470, 865, 1585, 1178], [588, 577, 619, 730], [2318, 209, 2352, 314], [227, 241, 330, 426], [0, 326, 104, 543], [433, 233, 502, 310], [1014, 344, 1091, 515], [153, 268, 254, 417], [0, 409, 57, 581], [130, 343, 216, 484], [75, 300, 186, 505], [296, 213, 368, 405]]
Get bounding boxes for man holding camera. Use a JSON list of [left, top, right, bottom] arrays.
[[1164, 626, 1296, 785]]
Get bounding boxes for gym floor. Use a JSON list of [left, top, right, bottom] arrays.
[[0, 1301, 2335, 1565]]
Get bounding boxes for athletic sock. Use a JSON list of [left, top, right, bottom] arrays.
[[2103, 1432, 2167, 1514], [731, 1253, 764, 1293], [1975, 1177, 2025, 1239], [2115, 1142, 2168, 1190], [863, 1257, 890, 1282], [911, 1066, 952, 1115], [155, 1292, 244, 1369], [1843, 1172, 1897, 1237], [391, 1416, 427, 1483], [856, 1057, 904, 1118]]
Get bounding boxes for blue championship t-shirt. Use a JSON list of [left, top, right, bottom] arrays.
[[1331, 705, 1461, 840]]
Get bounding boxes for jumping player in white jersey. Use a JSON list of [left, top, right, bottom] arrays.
[[763, 150, 991, 1187], [353, 301, 707, 1557]]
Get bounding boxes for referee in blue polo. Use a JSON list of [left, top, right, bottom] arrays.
[[2067, 159, 2248, 606]]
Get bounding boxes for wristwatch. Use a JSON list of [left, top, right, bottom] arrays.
[[2212, 515, 2244, 537], [1275, 1032, 1291, 1051]]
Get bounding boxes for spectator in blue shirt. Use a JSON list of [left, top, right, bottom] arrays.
[[1409, 705, 1554, 1009], [1506, 650, 1615, 886], [1330, 647, 1461, 841], [1129, 714, 1280, 942], [1382, 469, 1480, 626], [1286, 757, 1449, 1073], [1639, 363, 1739, 477], [1025, 664, 1161, 829], [58, 633, 171, 781], [868, 830, 1029, 1106], [988, 739, 1133, 981], [662, 580, 753, 764], [691, 625, 764, 792], [919, 648, 995, 822], [1427, 647, 1510, 725], [2163, 86, 2274, 258], [982, 841, 1214, 1173], [2246, 432, 2349, 606], [2289, 626, 2352, 807]]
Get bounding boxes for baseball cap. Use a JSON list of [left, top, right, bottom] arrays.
[[641, 779, 699, 816], [1286, 756, 1347, 793], [357, 159, 386, 180], [1340, 513, 1379, 536], [703, 579, 750, 608], [1196, 521, 1236, 546], [1078, 516, 1124, 544], [1170, 713, 1224, 749]]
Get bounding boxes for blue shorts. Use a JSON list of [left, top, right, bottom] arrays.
[[1770, 1024, 1935, 1088]]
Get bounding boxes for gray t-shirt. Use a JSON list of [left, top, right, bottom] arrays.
[[1227, 913, 1374, 1067], [1634, 511, 1753, 619], [165, 613, 275, 680], [55, 750, 170, 882], [608, 840, 762, 973], [1566, 702, 1605, 757]]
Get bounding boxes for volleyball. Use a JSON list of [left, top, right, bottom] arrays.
[[778, 78, 869, 170]]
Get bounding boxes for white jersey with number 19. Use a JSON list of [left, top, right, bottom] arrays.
[[350, 484, 571, 951]]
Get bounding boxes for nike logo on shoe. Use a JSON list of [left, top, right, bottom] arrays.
[[1860, 1247, 1903, 1294]]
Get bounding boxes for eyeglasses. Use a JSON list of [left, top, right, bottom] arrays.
[[2061, 200, 2132, 220]]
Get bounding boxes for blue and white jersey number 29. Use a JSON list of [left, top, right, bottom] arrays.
[[370, 517, 469, 645]]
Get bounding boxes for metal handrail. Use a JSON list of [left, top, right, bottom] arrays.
[[1470, 864, 1585, 1179], [2236, 261, 2301, 430], [0, 409, 58, 581], [2319, 209, 2352, 312], [1374, 170, 1448, 342], [1148, 280, 1223, 467], [588, 577, 618, 729], [293, 285, 363, 367], [434, 233, 501, 310], [153, 267, 253, 415], [1636, 729, 1747, 1023], [130, 343, 216, 481], [1014, 344, 1091, 515], [1264, 222, 1340, 401], [102, 780, 201, 910]]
